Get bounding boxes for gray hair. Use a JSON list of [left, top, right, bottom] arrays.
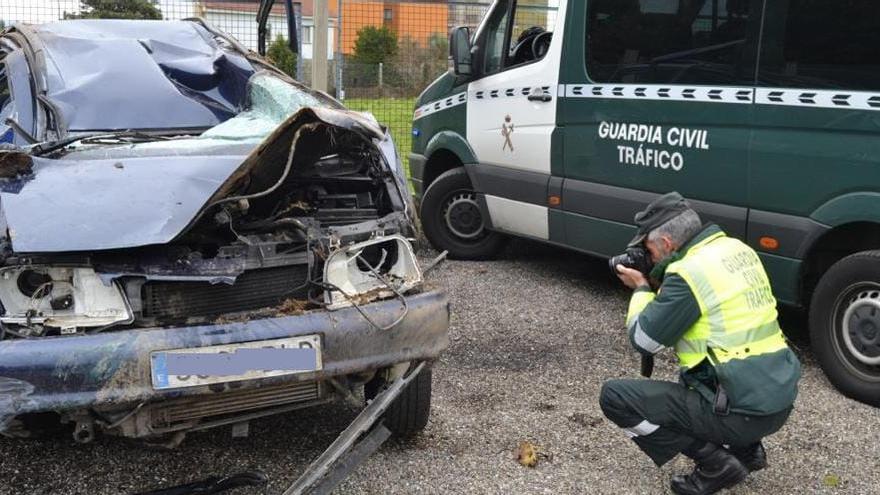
[[647, 209, 702, 247]]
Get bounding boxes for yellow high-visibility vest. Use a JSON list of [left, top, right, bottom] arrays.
[[666, 231, 789, 370]]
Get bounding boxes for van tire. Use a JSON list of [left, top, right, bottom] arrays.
[[420, 168, 506, 260], [367, 366, 432, 438], [809, 250, 880, 406]]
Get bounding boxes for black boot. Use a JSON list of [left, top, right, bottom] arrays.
[[671, 443, 749, 495], [730, 442, 767, 472]]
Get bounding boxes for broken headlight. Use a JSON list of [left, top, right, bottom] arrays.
[[322, 235, 422, 310], [0, 266, 132, 336]]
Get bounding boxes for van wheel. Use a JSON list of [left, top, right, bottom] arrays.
[[420, 168, 506, 260], [366, 366, 432, 438], [809, 250, 880, 406]]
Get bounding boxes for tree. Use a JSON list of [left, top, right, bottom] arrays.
[[352, 26, 398, 64], [391, 33, 448, 95], [267, 35, 297, 78], [69, 0, 162, 20]]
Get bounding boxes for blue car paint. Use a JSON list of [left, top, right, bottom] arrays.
[[33, 20, 255, 133], [0, 154, 246, 252]]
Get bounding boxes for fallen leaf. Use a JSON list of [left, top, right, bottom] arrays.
[[823, 474, 841, 488], [516, 441, 539, 468]]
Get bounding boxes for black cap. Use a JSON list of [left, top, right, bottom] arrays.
[[628, 192, 692, 247]]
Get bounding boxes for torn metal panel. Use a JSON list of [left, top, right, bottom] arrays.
[[200, 106, 388, 209], [323, 235, 423, 309], [0, 154, 245, 252]]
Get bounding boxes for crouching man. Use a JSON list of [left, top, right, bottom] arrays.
[[600, 192, 801, 495]]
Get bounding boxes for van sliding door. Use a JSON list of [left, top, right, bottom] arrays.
[[557, 0, 761, 256]]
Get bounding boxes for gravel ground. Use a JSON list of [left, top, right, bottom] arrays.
[[1, 239, 878, 494]]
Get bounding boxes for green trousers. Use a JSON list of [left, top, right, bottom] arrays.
[[599, 379, 792, 466]]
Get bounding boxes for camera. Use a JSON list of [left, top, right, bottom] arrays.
[[609, 246, 654, 275]]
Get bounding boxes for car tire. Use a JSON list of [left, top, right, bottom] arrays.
[[809, 250, 880, 406], [420, 168, 506, 260], [368, 366, 432, 438]]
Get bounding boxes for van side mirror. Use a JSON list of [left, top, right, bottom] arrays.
[[449, 26, 472, 77]]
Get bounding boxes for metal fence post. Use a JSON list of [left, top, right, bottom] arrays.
[[312, 0, 329, 92], [294, 2, 304, 82], [378, 62, 384, 88], [336, 0, 344, 100]]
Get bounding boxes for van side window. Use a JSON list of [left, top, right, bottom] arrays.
[[481, 0, 558, 76], [483, 3, 512, 74], [586, 0, 759, 85], [758, 0, 880, 91]]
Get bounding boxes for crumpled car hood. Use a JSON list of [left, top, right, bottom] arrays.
[[0, 107, 407, 253], [0, 154, 245, 253]]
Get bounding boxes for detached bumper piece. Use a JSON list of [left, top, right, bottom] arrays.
[[137, 471, 269, 495]]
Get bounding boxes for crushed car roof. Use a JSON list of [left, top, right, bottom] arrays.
[[20, 20, 256, 133]]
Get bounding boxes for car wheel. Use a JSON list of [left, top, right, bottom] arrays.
[[809, 250, 880, 406], [367, 366, 432, 438], [420, 168, 506, 260]]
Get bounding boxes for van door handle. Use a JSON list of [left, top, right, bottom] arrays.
[[528, 94, 552, 102]]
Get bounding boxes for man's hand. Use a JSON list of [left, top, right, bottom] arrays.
[[616, 264, 649, 290]]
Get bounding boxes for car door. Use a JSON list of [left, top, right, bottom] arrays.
[[465, 0, 564, 241]]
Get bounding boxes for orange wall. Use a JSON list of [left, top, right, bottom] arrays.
[[341, 2, 384, 54], [390, 4, 448, 46], [341, 1, 449, 55]]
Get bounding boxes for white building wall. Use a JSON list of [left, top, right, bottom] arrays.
[[204, 10, 334, 60], [0, 0, 81, 24], [155, 0, 197, 20], [0, 0, 193, 24]]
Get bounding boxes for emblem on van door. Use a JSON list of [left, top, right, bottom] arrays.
[[501, 115, 515, 152]]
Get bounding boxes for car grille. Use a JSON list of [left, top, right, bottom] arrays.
[[150, 381, 322, 431], [141, 266, 310, 319]]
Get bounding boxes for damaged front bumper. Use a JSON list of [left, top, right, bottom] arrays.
[[0, 290, 449, 438]]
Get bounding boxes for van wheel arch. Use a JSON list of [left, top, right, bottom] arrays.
[[422, 149, 466, 193], [801, 222, 880, 406], [801, 222, 880, 303]]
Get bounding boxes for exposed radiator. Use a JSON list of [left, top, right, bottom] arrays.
[[142, 265, 309, 319], [151, 381, 321, 430]]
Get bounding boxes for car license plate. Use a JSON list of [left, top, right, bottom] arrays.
[[150, 335, 322, 390]]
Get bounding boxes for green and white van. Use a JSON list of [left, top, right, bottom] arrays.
[[409, 0, 880, 406]]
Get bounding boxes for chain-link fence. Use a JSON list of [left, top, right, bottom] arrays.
[[1, 0, 491, 169]]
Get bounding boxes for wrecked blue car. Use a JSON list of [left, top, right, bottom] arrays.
[[0, 19, 448, 445]]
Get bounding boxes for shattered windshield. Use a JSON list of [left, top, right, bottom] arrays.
[[60, 71, 333, 157], [137, 72, 328, 148]]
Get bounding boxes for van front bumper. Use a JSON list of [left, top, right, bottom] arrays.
[[409, 152, 427, 206]]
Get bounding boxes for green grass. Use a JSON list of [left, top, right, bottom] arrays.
[[344, 97, 416, 174]]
